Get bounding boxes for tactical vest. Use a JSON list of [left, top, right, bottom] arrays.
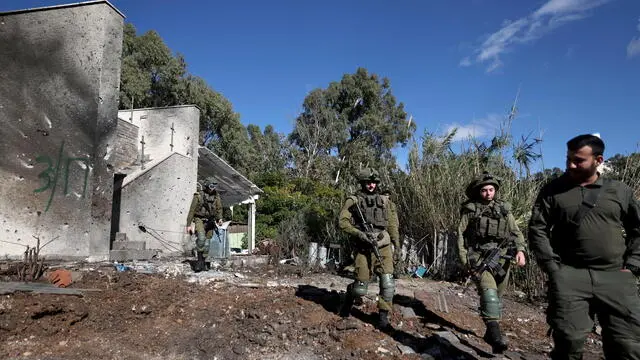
[[462, 201, 510, 245], [352, 193, 389, 229], [194, 191, 217, 218]]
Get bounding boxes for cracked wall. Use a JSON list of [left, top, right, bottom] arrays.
[[116, 106, 200, 255], [0, 2, 124, 260]]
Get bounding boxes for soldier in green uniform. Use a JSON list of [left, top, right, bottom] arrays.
[[458, 171, 527, 353], [337, 168, 401, 330], [528, 134, 640, 360], [186, 177, 223, 272]]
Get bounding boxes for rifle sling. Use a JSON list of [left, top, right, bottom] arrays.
[[571, 179, 609, 227]]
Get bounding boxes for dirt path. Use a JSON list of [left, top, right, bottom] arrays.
[[0, 259, 605, 359]]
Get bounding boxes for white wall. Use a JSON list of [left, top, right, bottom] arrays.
[[117, 106, 200, 255], [118, 153, 197, 254], [0, 2, 123, 260]]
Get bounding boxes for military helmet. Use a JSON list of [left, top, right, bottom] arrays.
[[203, 177, 218, 190], [465, 171, 501, 198], [357, 168, 381, 183]]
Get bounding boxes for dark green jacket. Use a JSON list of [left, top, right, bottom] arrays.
[[528, 174, 640, 273]]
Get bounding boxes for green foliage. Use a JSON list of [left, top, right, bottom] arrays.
[[253, 175, 343, 246], [290, 67, 416, 186], [604, 152, 640, 196], [119, 25, 640, 297], [119, 23, 252, 173]]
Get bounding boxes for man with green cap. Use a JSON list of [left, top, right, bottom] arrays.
[[457, 171, 527, 353], [529, 134, 640, 360], [338, 168, 401, 330], [186, 177, 223, 272]]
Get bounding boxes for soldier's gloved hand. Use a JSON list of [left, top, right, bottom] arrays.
[[393, 247, 401, 263], [357, 231, 369, 243]]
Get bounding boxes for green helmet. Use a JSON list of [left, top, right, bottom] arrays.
[[357, 168, 381, 183], [203, 177, 218, 190], [465, 171, 501, 198]]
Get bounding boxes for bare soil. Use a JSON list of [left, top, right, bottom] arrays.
[[0, 259, 605, 360]]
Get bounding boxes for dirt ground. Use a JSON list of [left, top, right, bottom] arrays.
[[0, 258, 605, 360]]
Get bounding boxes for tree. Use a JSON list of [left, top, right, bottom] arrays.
[[119, 23, 252, 173], [289, 89, 344, 179], [119, 23, 186, 109], [290, 67, 416, 186], [247, 124, 290, 178]]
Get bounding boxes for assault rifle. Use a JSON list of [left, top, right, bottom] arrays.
[[462, 237, 516, 294], [353, 202, 383, 262]]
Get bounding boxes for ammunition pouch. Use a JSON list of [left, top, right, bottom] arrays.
[[369, 230, 391, 248]]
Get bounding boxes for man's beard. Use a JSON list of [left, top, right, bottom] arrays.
[[567, 164, 597, 181]]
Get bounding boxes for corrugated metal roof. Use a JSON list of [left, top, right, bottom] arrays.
[[197, 146, 262, 206]]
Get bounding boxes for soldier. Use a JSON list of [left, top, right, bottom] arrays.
[[528, 134, 640, 360], [338, 168, 401, 330], [186, 177, 223, 272], [458, 171, 527, 353]]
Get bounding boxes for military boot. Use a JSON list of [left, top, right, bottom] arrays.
[[339, 285, 355, 318], [483, 320, 508, 353], [193, 251, 206, 273], [377, 310, 391, 330]]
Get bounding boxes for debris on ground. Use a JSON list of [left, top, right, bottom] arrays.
[[0, 257, 606, 360]]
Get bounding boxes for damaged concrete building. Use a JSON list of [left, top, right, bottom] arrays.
[[0, 0, 262, 261]]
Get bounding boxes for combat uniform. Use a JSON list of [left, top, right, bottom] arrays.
[[186, 177, 223, 272], [529, 173, 640, 360], [338, 168, 401, 329], [458, 172, 527, 353]]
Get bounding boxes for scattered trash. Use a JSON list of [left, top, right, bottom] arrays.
[[413, 266, 427, 278], [513, 290, 526, 298], [47, 269, 73, 288], [114, 263, 131, 272]]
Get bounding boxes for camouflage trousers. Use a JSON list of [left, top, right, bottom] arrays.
[[352, 243, 395, 311], [547, 265, 640, 360], [193, 217, 215, 254], [468, 249, 512, 322]]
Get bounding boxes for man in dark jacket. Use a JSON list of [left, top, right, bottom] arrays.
[[528, 134, 640, 360]]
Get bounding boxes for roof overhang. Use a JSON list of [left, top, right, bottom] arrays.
[[197, 146, 263, 206]]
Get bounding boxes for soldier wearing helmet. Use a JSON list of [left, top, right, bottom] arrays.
[[458, 171, 527, 353], [186, 177, 223, 272], [337, 168, 401, 330]]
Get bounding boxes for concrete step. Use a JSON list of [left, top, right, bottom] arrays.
[[115, 232, 127, 242], [112, 241, 146, 251], [109, 249, 157, 262]]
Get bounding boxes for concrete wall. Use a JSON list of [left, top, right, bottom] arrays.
[[0, 2, 124, 259], [117, 106, 200, 168], [112, 119, 139, 172], [118, 153, 197, 255], [117, 106, 200, 254]]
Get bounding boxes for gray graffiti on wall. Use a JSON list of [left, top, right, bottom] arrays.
[[34, 141, 91, 212]]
